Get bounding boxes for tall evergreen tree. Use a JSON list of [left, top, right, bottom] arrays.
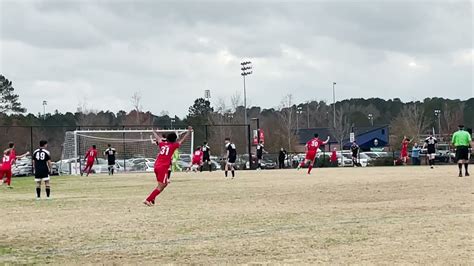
[[0, 74, 26, 113]]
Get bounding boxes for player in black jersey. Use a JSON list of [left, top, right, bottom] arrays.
[[224, 138, 237, 178], [423, 134, 438, 169], [256, 140, 267, 170], [104, 144, 117, 175], [33, 140, 52, 200], [201, 142, 212, 172]]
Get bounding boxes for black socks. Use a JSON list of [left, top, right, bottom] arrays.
[[36, 187, 41, 198]]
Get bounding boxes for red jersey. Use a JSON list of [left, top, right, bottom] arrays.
[[330, 151, 337, 162], [306, 138, 325, 152], [1, 153, 15, 170], [155, 142, 180, 168], [192, 150, 203, 163], [85, 148, 98, 162], [401, 140, 409, 151]]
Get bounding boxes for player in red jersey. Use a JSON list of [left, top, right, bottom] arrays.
[[297, 133, 330, 174], [0, 147, 29, 188], [189, 146, 203, 172], [400, 136, 411, 165], [81, 145, 99, 176], [143, 126, 192, 206]]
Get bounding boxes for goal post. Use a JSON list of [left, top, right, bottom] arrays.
[[61, 129, 194, 175]]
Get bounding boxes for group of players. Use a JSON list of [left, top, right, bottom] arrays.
[[1, 125, 470, 204], [399, 125, 471, 176], [0, 141, 52, 199]]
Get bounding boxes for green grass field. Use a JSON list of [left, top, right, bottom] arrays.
[[0, 166, 472, 264]]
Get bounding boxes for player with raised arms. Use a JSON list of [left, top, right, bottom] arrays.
[[81, 145, 99, 176], [423, 133, 437, 169], [400, 136, 411, 165], [201, 142, 212, 172], [297, 133, 330, 174], [33, 140, 52, 200], [0, 143, 29, 188], [143, 126, 192, 206]]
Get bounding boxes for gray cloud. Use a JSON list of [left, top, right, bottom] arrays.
[[0, 0, 472, 117]]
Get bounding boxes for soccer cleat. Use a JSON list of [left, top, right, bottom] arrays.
[[430, 166, 434, 169], [143, 200, 154, 207], [466, 172, 470, 177], [458, 173, 463, 177], [36, 197, 41, 201], [7, 186, 13, 189]]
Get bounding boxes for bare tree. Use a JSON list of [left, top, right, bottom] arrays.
[[131, 92, 142, 124], [443, 102, 464, 136], [330, 104, 353, 149], [277, 94, 298, 150], [391, 103, 428, 146]]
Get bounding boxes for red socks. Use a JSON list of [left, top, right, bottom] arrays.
[[307, 165, 313, 174], [146, 188, 161, 202]]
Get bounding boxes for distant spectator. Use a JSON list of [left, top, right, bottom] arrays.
[[401, 136, 412, 165], [411, 143, 421, 165], [330, 148, 338, 167], [278, 148, 287, 169], [351, 141, 361, 167]]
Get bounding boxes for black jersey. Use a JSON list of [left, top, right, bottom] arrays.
[[202, 145, 211, 158], [256, 144, 264, 158], [424, 137, 437, 153], [33, 148, 51, 177], [351, 144, 359, 157], [104, 147, 116, 164], [226, 143, 237, 158]]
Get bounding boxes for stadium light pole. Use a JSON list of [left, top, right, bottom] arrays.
[[368, 113, 374, 126], [296, 106, 303, 132], [42, 100, 47, 120], [306, 101, 310, 128], [434, 109, 441, 137], [241, 61, 253, 126], [332, 82, 336, 128]]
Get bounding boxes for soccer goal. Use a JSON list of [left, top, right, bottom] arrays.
[[61, 129, 194, 175]]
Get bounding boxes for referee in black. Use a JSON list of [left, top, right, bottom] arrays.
[[33, 140, 52, 200]]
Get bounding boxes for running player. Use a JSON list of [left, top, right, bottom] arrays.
[[82, 145, 98, 176], [423, 133, 438, 169], [297, 133, 330, 174], [190, 146, 203, 172], [201, 142, 212, 172], [400, 136, 411, 165], [143, 127, 192, 206], [0, 146, 29, 188], [33, 140, 52, 199], [452, 125, 472, 177], [256, 140, 267, 170], [224, 138, 237, 178], [104, 144, 117, 175]]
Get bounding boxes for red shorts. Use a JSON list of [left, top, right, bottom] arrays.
[[401, 150, 408, 158], [86, 160, 95, 167], [154, 165, 170, 184], [192, 159, 202, 165], [305, 150, 317, 161], [0, 169, 12, 179]]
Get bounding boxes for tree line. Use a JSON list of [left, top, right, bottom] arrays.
[[0, 74, 472, 158]]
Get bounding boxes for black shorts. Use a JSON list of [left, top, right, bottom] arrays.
[[108, 159, 116, 166], [427, 148, 436, 154], [227, 156, 237, 164], [455, 146, 469, 161], [35, 170, 50, 181], [257, 154, 263, 160], [203, 155, 210, 162]]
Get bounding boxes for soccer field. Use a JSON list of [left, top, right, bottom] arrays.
[[1, 166, 472, 264]]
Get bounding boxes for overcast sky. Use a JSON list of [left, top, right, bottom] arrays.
[[0, 0, 472, 117]]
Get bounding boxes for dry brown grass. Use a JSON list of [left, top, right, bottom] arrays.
[[0, 166, 473, 264]]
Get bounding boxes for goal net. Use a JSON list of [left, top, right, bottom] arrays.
[[60, 129, 194, 175]]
